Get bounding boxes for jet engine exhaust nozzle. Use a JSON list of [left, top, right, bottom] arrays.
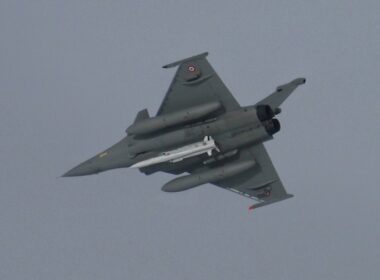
[[256, 105, 275, 121], [265, 119, 281, 135]]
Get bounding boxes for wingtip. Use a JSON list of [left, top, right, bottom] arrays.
[[162, 52, 209, 69], [291, 77, 306, 85]]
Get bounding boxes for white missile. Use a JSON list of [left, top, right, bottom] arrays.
[[131, 136, 219, 168]]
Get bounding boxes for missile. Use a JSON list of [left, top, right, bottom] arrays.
[[202, 149, 238, 165], [126, 101, 222, 135], [130, 136, 219, 168], [161, 159, 256, 192]]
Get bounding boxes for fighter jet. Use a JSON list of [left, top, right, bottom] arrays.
[[63, 52, 306, 210]]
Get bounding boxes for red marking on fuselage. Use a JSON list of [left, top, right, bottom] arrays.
[[187, 65, 196, 72]]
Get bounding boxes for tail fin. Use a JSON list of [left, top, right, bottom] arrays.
[[256, 78, 306, 109], [134, 109, 150, 123], [126, 109, 150, 157], [126, 109, 149, 137]]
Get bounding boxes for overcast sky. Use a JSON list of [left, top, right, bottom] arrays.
[[1, 1, 380, 279]]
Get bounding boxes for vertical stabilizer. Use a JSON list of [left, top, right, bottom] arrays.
[[134, 109, 150, 123], [256, 78, 306, 109]]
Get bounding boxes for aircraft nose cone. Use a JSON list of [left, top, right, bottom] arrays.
[[62, 137, 132, 177], [62, 160, 102, 177]]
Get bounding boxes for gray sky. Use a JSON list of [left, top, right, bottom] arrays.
[[1, 1, 380, 279]]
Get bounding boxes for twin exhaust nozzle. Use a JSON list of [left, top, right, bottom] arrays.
[[256, 105, 281, 122], [256, 105, 281, 135]]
